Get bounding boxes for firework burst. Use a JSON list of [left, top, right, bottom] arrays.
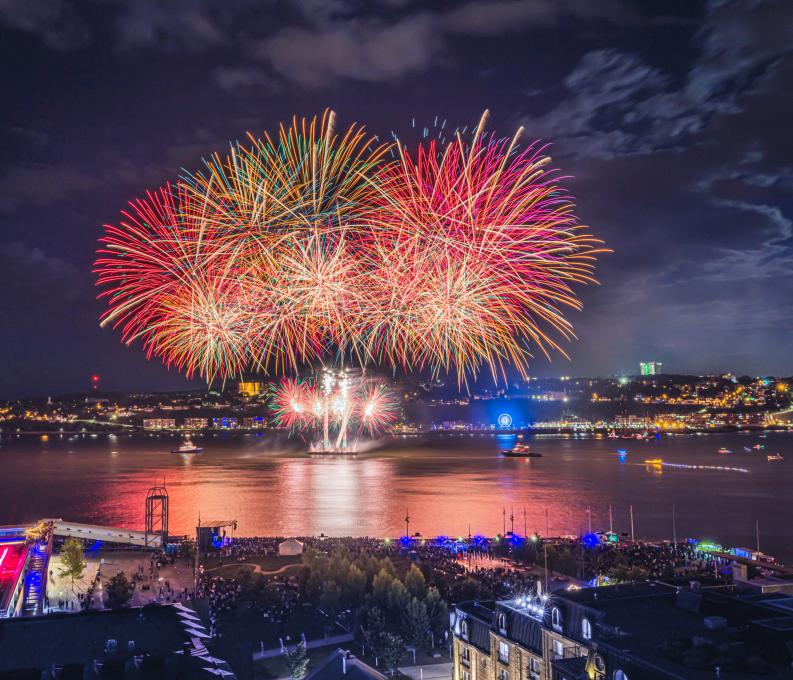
[[364, 112, 605, 384], [95, 110, 606, 386]]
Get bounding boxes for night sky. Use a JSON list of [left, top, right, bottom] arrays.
[[1, 0, 792, 398]]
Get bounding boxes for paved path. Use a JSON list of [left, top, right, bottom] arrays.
[[398, 662, 452, 680], [206, 562, 298, 577]]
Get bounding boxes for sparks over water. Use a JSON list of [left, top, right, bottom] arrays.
[[95, 110, 606, 384]]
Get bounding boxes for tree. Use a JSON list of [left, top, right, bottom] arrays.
[[425, 587, 449, 647], [371, 568, 396, 610], [285, 640, 309, 680], [59, 537, 86, 593], [105, 571, 134, 609], [404, 564, 426, 599], [345, 563, 367, 608], [359, 605, 386, 659], [379, 632, 404, 676], [401, 597, 429, 658], [387, 579, 410, 618]]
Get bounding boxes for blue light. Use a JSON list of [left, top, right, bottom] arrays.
[[582, 533, 599, 549], [399, 535, 412, 546]]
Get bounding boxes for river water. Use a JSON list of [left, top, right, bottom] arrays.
[[1, 431, 791, 560]]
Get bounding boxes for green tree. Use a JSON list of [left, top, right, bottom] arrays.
[[285, 640, 309, 680], [359, 604, 387, 658], [345, 563, 367, 608], [379, 632, 404, 676], [401, 597, 429, 653], [425, 587, 449, 647], [105, 571, 134, 609], [387, 579, 410, 618], [59, 537, 86, 593], [404, 564, 426, 599], [371, 568, 396, 610]]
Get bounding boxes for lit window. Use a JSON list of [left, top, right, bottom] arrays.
[[614, 672, 628, 680], [581, 617, 592, 640], [498, 612, 507, 634], [551, 607, 562, 631], [499, 641, 509, 664], [461, 647, 471, 666], [528, 657, 541, 680], [460, 619, 468, 640], [499, 670, 509, 680], [552, 639, 564, 660]]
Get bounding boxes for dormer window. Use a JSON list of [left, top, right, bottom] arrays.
[[497, 612, 507, 634], [460, 619, 469, 640], [551, 607, 562, 632], [581, 617, 592, 640]]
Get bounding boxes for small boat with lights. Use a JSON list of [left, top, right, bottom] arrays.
[[717, 447, 732, 454], [644, 458, 663, 466], [172, 435, 203, 454], [503, 443, 542, 458], [767, 453, 783, 462]]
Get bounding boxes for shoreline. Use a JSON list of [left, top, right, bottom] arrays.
[[4, 425, 791, 437]]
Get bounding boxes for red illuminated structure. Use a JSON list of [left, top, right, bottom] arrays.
[[0, 538, 28, 618], [91, 374, 100, 391]]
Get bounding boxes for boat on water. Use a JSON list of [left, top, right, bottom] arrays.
[[717, 447, 732, 454], [743, 447, 753, 453], [767, 453, 784, 461], [171, 435, 203, 454], [503, 443, 542, 458], [644, 458, 663, 466], [753, 444, 765, 450]]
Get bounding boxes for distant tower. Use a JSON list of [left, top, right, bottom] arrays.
[[91, 374, 100, 391], [145, 485, 169, 549]]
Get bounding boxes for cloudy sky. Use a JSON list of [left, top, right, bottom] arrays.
[[1, 0, 792, 397]]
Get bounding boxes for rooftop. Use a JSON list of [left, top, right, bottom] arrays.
[[305, 649, 387, 680], [0, 605, 207, 677], [555, 583, 793, 678]]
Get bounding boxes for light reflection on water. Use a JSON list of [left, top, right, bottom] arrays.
[[1, 432, 792, 559]]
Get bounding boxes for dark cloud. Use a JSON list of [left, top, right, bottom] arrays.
[[0, 163, 98, 213], [0, 0, 89, 49], [523, 0, 793, 160]]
